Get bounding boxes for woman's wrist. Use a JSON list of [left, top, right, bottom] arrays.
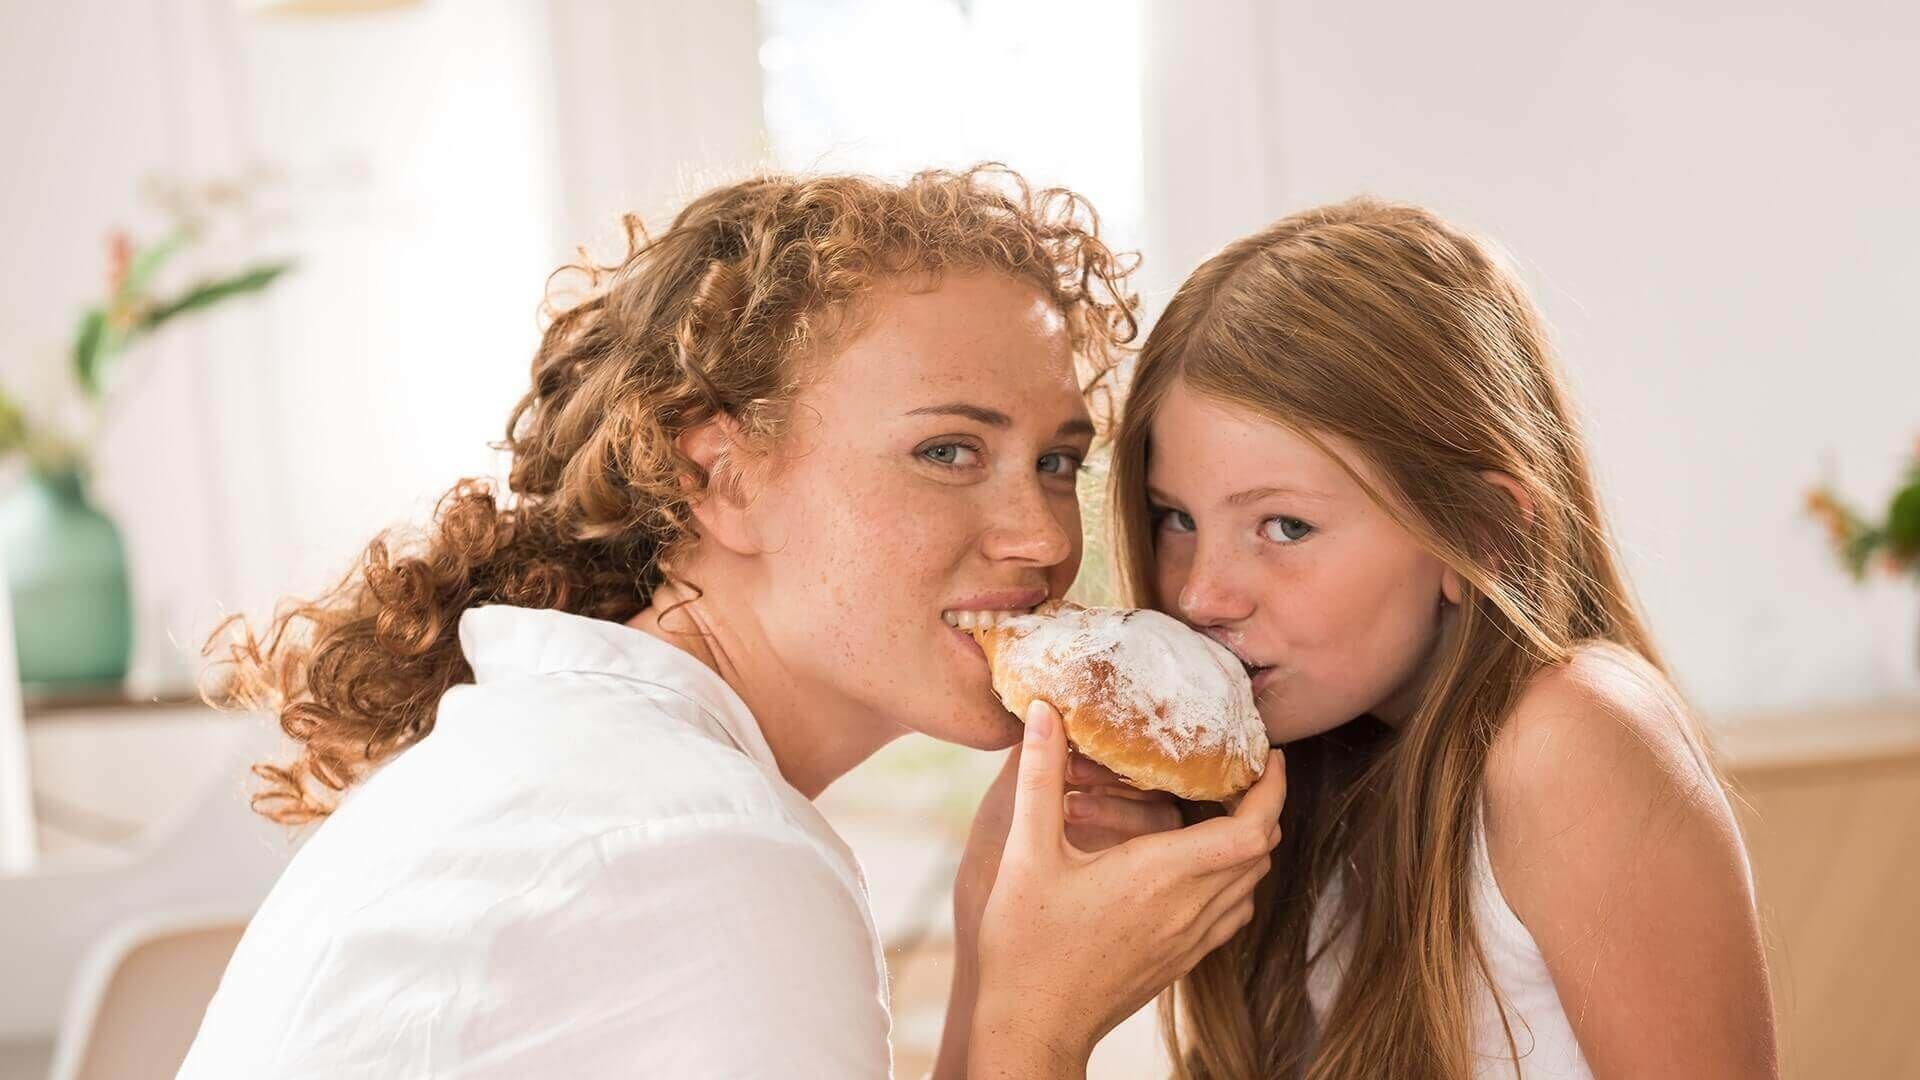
[[968, 985, 1093, 1079], [930, 944, 981, 1078]]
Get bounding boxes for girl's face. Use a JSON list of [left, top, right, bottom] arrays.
[[1146, 381, 1458, 741], [748, 272, 1091, 749]]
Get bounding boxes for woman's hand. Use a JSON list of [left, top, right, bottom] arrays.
[[969, 700, 1285, 1077], [937, 715, 1187, 1080], [951, 735, 1185, 950]]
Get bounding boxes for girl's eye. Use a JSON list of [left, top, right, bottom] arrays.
[[1262, 516, 1314, 543], [1154, 507, 1196, 534], [1037, 451, 1084, 477], [921, 442, 981, 468]]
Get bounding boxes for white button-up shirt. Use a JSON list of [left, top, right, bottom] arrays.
[[180, 604, 893, 1078]]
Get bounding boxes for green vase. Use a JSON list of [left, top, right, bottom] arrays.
[[0, 467, 133, 687]]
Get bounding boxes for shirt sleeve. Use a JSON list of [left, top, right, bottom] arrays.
[[448, 816, 894, 1080]]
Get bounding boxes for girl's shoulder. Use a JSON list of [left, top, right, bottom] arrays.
[[1483, 640, 1718, 829], [1473, 659, 1773, 1074], [1479, 638, 1750, 963]]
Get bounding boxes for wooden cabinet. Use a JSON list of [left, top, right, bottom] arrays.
[[1720, 705, 1920, 1079]]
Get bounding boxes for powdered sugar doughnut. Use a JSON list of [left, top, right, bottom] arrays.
[[961, 602, 1267, 801]]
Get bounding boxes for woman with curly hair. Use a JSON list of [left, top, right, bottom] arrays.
[[177, 166, 1284, 1078]]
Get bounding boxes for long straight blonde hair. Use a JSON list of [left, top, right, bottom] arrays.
[[1105, 199, 1684, 1078]]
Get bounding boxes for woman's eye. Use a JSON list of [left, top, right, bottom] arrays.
[[1154, 508, 1196, 534], [1262, 516, 1314, 543], [1038, 451, 1084, 477], [921, 442, 981, 467]]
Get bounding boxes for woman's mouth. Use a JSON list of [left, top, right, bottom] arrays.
[[941, 603, 1043, 673], [940, 607, 1038, 630]]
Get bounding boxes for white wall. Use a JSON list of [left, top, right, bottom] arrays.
[[546, 0, 765, 258], [1, 0, 764, 687], [9, 1, 1913, 718], [1143, 1, 1920, 719]]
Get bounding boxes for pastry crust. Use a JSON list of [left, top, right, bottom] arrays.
[[967, 602, 1267, 801]]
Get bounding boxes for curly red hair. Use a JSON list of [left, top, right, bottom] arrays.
[[203, 164, 1138, 824]]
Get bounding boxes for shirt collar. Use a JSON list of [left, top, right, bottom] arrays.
[[456, 604, 778, 774]]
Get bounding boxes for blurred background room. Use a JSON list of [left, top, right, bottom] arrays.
[[1, 1, 1915, 1077]]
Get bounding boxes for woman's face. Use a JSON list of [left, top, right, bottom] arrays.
[[748, 272, 1090, 749], [1145, 381, 1455, 741]]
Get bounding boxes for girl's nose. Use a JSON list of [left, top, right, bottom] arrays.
[[1178, 545, 1255, 626]]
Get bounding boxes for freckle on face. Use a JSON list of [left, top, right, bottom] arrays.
[[1145, 383, 1453, 740], [748, 273, 1089, 748]]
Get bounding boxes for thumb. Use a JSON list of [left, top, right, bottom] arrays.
[[1007, 699, 1069, 854]]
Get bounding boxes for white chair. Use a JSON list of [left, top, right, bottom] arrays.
[[0, 718, 294, 1049], [44, 911, 249, 1080]]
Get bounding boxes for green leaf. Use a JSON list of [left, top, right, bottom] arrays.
[[72, 307, 113, 399], [0, 381, 27, 455], [1842, 526, 1884, 580], [139, 261, 293, 329], [116, 228, 189, 307], [1887, 483, 1920, 547]]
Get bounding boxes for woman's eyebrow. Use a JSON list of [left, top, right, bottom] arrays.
[[907, 402, 1010, 427], [908, 402, 1095, 439]]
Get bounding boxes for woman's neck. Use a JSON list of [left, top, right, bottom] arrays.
[[626, 577, 899, 799]]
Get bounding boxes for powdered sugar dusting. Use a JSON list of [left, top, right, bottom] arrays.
[[998, 605, 1265, 766]]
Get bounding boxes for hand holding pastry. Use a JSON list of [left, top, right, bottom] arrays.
[[966, 700, 1285, 1075]]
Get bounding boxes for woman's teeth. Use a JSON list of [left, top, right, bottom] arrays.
[[942, 609, 1033, 630]]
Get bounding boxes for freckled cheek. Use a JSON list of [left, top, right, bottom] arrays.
[[1330, 561, 1442, 687], [796, 472, 972, 613], [1151, 546, 1189, 609]]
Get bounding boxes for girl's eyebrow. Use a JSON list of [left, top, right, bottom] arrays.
[[1226, 485, 1330, 506], [1148, 484, 1330, 508]]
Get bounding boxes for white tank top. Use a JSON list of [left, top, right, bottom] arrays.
[[1305, 803, 1594, 1079]]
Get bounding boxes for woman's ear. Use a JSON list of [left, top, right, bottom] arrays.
[[676, 414, 766, 556]]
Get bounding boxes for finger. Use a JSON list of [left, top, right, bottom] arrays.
[[1063, 825, 1138, 854], [1063, 790, 1184, 839], [1229, 749, 1287, 825], [1193, 897, 1258, 960], [1076, 779, 1172, 804], [1183, 858, 1268, 947], [1156, 757, 1284, 874], [1006, 699, 1069, 854], [1203, 853, 1271, 910], [1065, 752, 1126, 787]]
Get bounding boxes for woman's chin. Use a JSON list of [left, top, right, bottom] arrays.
[[921, 697, 1024, 751]]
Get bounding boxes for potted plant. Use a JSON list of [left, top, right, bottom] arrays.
[[1806, 437, 1920, 672], [0, 183, 292, 691]]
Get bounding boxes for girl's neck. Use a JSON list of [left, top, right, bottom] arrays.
[[626, 576, 898, 799]]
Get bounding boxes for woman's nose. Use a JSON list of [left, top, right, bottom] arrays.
[[981, 483, 1074, 567], [1178, 544, 1255, 626]]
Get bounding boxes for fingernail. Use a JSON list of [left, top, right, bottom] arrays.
[[1024, 700, 1053, 743], [1066, 755, 1089, 781], [1064, 792, 1089, 820]]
